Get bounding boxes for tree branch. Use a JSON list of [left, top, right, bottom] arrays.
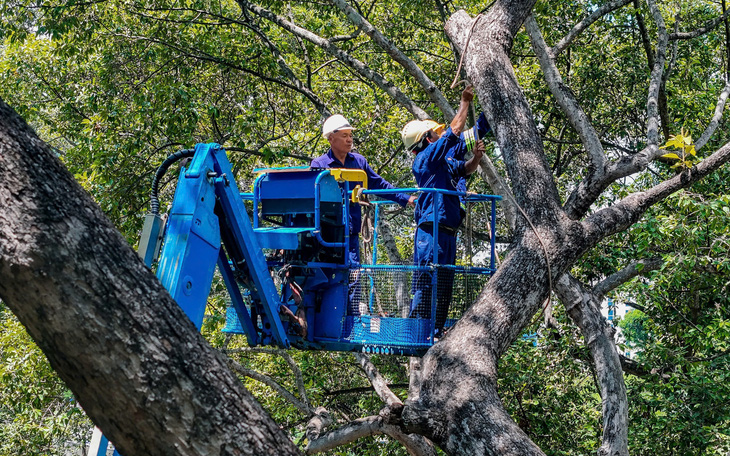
[[305, 406, 332, 443], [222, 347, 310, 408], [619, 353, 651, 377], [226, 356, 312, 415], [634, 0, 655, 68], [555, 274, 629, 456], [237, 13, 330, 117], [305, 414, 436, 456], [354, 353, 403, 409], [583, 140, 730, 242], [593, 257, 663, 297], [551, 0, 634, 57], [695, 78, 730, 151], [446, 7, 562, 222], [645, 0, 669, 149], [236, 0, 428, 119], [561, 1, 724, 220], [330, 0, 454, 120], [525, 16, 606, 175], [0, 99, 301, 455], [669, 8, 730, 40]]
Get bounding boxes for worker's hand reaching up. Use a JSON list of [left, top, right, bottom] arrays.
[[461, 85, 474, 103], [451, 86, 474, 135]]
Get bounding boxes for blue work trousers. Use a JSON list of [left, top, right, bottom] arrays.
[[410, 226, 456, 332]]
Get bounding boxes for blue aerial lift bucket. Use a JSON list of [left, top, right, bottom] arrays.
[[139, 143, 501, 356]]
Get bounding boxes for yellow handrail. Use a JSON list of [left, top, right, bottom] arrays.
[[328, 168, 368, 189]]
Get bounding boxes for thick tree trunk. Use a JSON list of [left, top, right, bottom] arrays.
[[0, 100, 300, 455], [404, 4, 730, 455], [401, 3, 582, 454]]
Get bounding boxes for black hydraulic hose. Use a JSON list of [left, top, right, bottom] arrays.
[[150, 148, 195, 215]]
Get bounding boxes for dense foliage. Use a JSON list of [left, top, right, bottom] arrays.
[[0, 304, 91, 454]]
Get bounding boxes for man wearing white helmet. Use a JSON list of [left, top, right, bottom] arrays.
[[401, 86, 487, 337], [312, 114, 416, 314]]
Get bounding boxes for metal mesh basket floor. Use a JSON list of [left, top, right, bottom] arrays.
[[343, 265, 490, 349]]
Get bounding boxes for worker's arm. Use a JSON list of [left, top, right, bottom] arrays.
[[450, 86, 474, 136], [464, 140, 484, 175]]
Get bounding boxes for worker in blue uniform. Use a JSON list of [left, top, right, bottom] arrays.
[[400, 86, 485, 336], [312, 114, 416, 315]]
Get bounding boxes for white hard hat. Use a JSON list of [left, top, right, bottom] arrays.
[[322, 114, 354, 139], [401, 120, 440, 152], [423, 120, 445, 134]]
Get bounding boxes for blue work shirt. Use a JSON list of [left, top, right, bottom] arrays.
[[310, 149, 411, 235], [412, 127, 467, 229]]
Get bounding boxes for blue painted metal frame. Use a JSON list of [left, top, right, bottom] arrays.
[[223, 171, 502, 355], [156, 142, 289, 347]]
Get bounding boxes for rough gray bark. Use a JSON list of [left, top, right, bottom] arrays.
[[0, 99, 300, 455]]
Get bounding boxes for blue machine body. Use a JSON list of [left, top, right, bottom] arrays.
[[150, 143, 501, 356]]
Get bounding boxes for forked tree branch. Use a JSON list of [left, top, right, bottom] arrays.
[[330, 0, 454, 120], [551, 0, 634, 56], [583, 140, 730, 242], [236, 0, 428, 119], [563, 0, 729, 219], [564, 74, 730, 219]]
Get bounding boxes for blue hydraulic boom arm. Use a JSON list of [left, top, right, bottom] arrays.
[[152, 143, 289, 348], [101, 140, 503, 456]]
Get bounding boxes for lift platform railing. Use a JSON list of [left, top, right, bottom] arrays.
[[361, 187, 500, 272], [340, 187, 500, 352]]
